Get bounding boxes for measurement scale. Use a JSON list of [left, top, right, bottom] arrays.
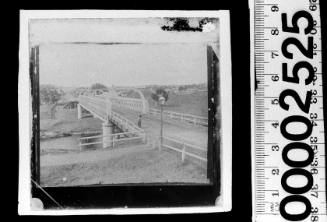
[[251, 0, 326, 221]]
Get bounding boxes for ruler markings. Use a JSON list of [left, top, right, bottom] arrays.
[[253, 0, 325, 221]]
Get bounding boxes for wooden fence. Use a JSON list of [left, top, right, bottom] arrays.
[[149, 108, 208, 126], [160, 136, 207, 162], [79, 130, 146, 150]]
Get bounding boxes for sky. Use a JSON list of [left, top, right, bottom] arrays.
[[31, 17, 219, 87], [39, 43, 208, 87]]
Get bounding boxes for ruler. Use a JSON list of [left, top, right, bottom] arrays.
[[251, 0, 326, 221]]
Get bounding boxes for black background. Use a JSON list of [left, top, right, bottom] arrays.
[[8, 0, 326, 220]]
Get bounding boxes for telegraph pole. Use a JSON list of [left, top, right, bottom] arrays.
[[159, 96, 165, 151]]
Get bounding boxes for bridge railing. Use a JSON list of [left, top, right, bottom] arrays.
[[78, 95, 146, 149], [158, 136, 207, 163], [149, 108, 208, 126], [97, 93, 149, 114], [110, 111, 145, 134], [110, 97, 149, 114]]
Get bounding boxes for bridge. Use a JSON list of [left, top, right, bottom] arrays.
[[75, 43, 219, 164], [77, 87, 208, 162]]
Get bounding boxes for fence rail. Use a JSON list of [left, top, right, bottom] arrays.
[[79, 131, 145, 149], [160, 136, 207, 162], [149, 108, 208, 126]]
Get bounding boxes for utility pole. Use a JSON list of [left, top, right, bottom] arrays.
[[158, 96, 166, 151], [151, 89, 168, 151], [160, 102, 163, 150]]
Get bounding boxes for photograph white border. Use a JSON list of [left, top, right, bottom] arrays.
[[18, 10, 232, 215]]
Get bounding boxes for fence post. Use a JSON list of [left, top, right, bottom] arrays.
[[182, 143, 185, 163], [102, 121, 113, 148]]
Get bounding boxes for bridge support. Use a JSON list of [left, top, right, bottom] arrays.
[[77, 104, 82, 119], [102, 121, 113, 148]]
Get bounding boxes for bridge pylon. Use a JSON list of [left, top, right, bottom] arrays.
[[77, 104, 82, 119], [102, 120, 113, 148]]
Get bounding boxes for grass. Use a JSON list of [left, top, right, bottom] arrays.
[[41, 149, 208, 186], [40, 105, 102, 133]]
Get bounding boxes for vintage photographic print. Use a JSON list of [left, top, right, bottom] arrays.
[[19, 10, 232, 214]]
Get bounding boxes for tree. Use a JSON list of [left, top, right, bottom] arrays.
[[40, 85, 62, 104], [91, 83, 108, 91], [151, 88, 169, 103], [178, 85, 187, 91]]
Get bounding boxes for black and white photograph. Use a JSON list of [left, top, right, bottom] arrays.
[[19, 10, 232, 214]]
